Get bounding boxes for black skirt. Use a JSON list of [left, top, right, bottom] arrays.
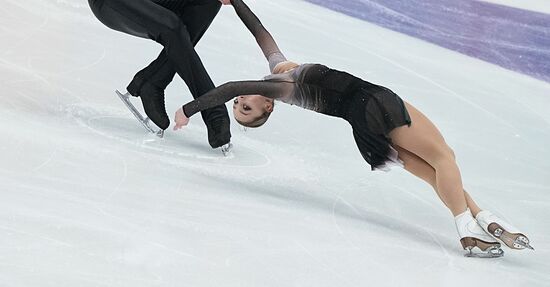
[[346, 86, 412, 171]]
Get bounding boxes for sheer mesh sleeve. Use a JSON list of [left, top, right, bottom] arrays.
[[230, 0, 287, 72], [182, 80, 296, 117]]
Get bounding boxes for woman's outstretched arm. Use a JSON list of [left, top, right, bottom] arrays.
[[183, 80, 293, 117], [227, 0, 288, 72], [174, 80, 295, 130]]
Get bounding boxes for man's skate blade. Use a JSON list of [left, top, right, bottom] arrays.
[[156, 129, 165, 138], [115, 90, 164, 138], [220, 143, 233, 157]]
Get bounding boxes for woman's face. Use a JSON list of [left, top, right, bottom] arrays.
[[232, 95, 273, 123]]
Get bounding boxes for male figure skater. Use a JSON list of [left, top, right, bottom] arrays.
[[89, 0, 231, 149]]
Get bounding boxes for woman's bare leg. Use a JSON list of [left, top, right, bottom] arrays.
[[464, 191, 482, 216], [393, 145, 482, 216], [390, 115, 503, 254], [389, 102, 467, 216]]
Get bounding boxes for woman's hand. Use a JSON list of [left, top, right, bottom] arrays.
[[219, 0, 231, 5], [173, 107, 190, 131]]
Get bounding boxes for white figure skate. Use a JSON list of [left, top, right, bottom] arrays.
[[455, 208, 504, 258], [476, 210, 534, 250]]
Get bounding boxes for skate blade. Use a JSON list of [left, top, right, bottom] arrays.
[[461, 237, 503, 258], [116, 90, 164, 138], [488, 223, 534, 250], [220, 143, 233, 157], [464, 246, 504, 258]]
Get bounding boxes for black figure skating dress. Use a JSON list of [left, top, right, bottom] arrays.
[[183, 0, 412, 170]]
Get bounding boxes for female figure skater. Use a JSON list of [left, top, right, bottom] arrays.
[[88, 0, 231, 149], [174, 0, 533, 257]]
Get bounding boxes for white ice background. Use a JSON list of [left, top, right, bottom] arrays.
[[1, 0, 549, 286]]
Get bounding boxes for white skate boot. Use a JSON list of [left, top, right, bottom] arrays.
[[476, 210, 534, 250], [455, 208, 504, 258]]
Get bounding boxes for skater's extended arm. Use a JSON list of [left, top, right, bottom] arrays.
[[182, 80, 295, 118], [230, 0, 287, 72]]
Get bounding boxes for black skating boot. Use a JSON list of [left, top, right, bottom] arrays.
[[127, 72, 170, 131], [128, 54, 231, 147], [203, 111, 231, 149]]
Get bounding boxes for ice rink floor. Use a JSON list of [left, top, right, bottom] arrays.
[[1, 0, 549, 286]]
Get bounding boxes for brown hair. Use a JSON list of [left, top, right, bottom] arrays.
[[236, 111, 272, 128], [237, 61, 298, 128], [272, 61, 300, 74]]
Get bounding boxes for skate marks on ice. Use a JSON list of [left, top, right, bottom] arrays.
[[64, 103, 270, 167], [330, 191, 457, 259]]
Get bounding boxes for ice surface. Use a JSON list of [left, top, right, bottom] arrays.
[[0, 0, 549, 286], [306, 0, 550, 83], [482, 0, 550, 14]]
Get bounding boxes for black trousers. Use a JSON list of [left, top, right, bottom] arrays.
[[88, 0, 229, 126]]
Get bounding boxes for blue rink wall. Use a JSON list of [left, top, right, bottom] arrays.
[[305, 0, 550, 83]]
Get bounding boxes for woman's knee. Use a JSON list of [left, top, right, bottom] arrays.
[[448, 147, 456, 160], [439, 142, 456, 161], [430, 147, 457, 170]]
